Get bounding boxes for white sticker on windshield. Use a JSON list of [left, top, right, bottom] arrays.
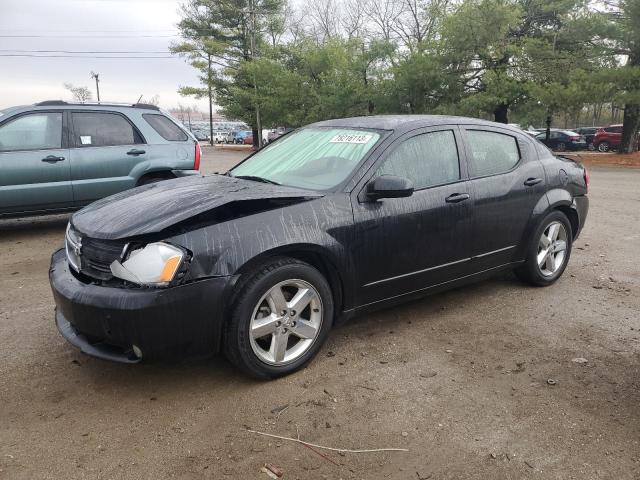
[[330, 134, 372, 144], [80, 135, 92, 145]]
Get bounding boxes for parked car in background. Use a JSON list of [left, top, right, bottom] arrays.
[[190, 128, 209, 142], [0, 101, 201, 217], [242, 132, 254, 145], [232, 130, 250, 144], [535, 129, 587, 151], [50, 115, 588, 378], [211, 131, 229, 143], [575, 127, 599, 150], [268, 127, 293, 143], [593, 125, 622, 152]]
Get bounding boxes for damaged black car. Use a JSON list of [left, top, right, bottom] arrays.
[[50, 115, 589, 378]]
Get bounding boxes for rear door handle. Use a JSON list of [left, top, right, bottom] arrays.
[[127, 149, 146, 156], [524, 177, 542, 186], [41, 155, 65, 163], [445, 193, 470, 203]]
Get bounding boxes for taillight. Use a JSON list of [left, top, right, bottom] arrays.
[[569, 136, 579, 141], [194, 142, 201, 171], [584, 167, 589, 193]]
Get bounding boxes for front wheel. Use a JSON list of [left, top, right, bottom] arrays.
[[597, 141, 610, 152], [515, 211, 573, 286], [223, 257, 334, 379]]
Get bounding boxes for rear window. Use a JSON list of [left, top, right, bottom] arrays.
[[143, 114, 188, 141], [72, 112, 143, 147], [466, 130, 521, 177], [604, 126, 623, 134]]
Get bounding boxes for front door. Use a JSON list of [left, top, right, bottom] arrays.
[[69, 111, 146, 206], [462, 127, 546, 269], [0, 110, 72, 215], [352, 127, 473, 307]]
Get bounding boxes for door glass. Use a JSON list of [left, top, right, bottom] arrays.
[[72, 112, 143, 147], [376, 130, 460, 189], [0, 112, 62, 151], [466, 130, 520, 177]]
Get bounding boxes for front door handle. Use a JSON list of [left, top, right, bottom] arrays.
[[524, 177, 542, 186], [41, 155, 65, 163], [127, 149, 146, 156], [445, 193, 470, 203]]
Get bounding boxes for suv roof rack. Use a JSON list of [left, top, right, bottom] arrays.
[[34, 100, 160, 111]]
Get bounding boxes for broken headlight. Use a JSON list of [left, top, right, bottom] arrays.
[[110, 242, 185, 287]]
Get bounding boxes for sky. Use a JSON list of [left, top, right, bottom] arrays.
[[0, 0, 210, 111]]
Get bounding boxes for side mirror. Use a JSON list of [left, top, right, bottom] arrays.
[[366, 175, 414, 201]]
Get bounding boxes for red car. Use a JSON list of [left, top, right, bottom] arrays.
[[593, 124, 622, 152], [243, 133, 253, 145]]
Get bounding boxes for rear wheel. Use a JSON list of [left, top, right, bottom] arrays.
[[597, 141, 610, 152], [224, 257, 334, 379], [515, 211, 573, 286], [556, 142, 566, 152]]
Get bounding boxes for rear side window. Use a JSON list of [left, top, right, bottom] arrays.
[[377, 130, 460, 189], [0, 112, 62, 151], [143, 114, 188, 141], [466, 130, 520, 177], [604, 126, 622, 134], [72, 112, 143, 147]]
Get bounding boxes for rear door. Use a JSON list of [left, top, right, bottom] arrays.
[[351, 126, 473, 306], [68, 110, 146, 206], [461, 127, 545, 269], [0, 110, 72, 215]]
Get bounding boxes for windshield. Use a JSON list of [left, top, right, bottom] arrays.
[[230, 127, 381, 191]]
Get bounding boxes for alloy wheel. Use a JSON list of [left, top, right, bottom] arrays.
[[598, 142, 610, 152], [249, 279, 323, 365], [537, 221, 568, 277]]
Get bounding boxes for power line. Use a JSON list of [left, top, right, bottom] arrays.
[[0, 54, 179, 59], [0, 49, 171, 54]]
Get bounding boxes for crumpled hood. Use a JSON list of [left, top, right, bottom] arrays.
[[71, 174, 323, 240]]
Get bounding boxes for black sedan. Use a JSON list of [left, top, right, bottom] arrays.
[[535, 129, 587, 151], [50, 115, 589, 378]]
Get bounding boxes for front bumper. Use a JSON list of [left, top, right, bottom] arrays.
[[49, 249, 232, 363]]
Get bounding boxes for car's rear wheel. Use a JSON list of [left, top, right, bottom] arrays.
[[515, 211, 573, 286], [597, 141, 610, 152], [223, 257, 334, 379], [556, 142, 566, 152]]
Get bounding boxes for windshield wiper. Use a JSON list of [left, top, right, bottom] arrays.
[[233, 175, 281, 185]]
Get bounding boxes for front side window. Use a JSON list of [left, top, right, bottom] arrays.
[[230, 128, 381, 190], [376, 130, 460, 189], [467, 130, 520, 177], [72, 112, 143, 147], [0, 112, 62, 152], [143, 114, 188, 141]]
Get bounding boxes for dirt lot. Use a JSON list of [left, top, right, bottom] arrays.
[[1, 149, 639, 480]]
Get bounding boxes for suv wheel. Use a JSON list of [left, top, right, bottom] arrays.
[[515, 211, 573, 286], [223, 257, 334, 379], [597, 141, 610, 152]]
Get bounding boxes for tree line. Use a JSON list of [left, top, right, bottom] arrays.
[[171, 0, 640, 152]]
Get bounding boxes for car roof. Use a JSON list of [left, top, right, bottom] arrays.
[[307, 114, 526, 134], [2, 101, 162, 115]]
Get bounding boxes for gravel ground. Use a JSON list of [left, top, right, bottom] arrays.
[[0, 150, 638, 479]]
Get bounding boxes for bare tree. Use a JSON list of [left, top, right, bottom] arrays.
[[308, 0, 341, 42], [365, 0, 401, 42], [391, 0, 449, 51], [342, 0, 368, 38], [63, 83, 92, 103]]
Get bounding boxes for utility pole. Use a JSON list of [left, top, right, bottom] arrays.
[[248, 0, 263, 148], [90, 71, 100, 102], [208, 54, 214, 146]]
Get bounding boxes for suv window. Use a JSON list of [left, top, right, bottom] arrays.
[[72, 112, 143, 147], [0, 112, 62, 152], [143, 114, 188, 141], [377, 130, 460, 189], [466, 130, 520, 177], [604, 126, 623, 134]]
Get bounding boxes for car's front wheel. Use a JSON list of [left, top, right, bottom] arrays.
[[515, 211, 573, 286], [597, 141, 610, 152], [223, 257, 334, 378]]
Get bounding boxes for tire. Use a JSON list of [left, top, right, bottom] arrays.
[[515, 211, 573, 287], [556, 142, 566, 152], [223, 257, 334, 379], [588, 142, 595, 151], [597, 141, 610, 152]]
